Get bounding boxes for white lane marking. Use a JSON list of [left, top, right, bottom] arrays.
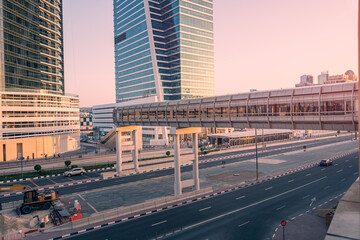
[[78, 194, 98, 213], [310, 197, 316, 207], [199, 207, 211, 212], [348, 165, 352, 168], [345, 160, 349, 162], [238, 221, 250, 227], [302, 194, 310, 199], [276, 205, 286, 211], [336, 169, 343, 173], [152, 220, 167, 227], [182, 176, 327, 232], [306, 173, 311, 176], [288, 179, 294, 183], [324, 186, 330, 190], [265, 187, 273, 191], [236, 196, 246, 200], [321, 168, 326, 171], [341, 178, 346, 182]]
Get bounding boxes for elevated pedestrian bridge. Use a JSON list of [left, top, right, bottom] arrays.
[[113, 82, 358, 131]]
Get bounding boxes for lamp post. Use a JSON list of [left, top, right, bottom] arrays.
[[255, 128, 259, 180], [358, 0, 360, 179]]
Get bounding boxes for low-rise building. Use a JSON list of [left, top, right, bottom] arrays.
[[208, 129, 292, 146], [80, 108, 93, 135], [0, 91, 80, 161], [324, 70, 357, 84]]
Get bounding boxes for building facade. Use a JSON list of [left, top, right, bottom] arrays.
[[0, 0, 80, 161], [0, 91, 80, 161], [318, 71, 329, 84], [80, 107, 93, 135], [324, 70, 357, 85], [113, 0, 214, 103], [296, 74, 314, 87], [0, 0, 64, 94]]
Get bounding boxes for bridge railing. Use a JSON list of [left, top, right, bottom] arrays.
[[114, 82, 358, 131]]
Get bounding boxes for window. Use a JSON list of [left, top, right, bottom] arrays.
[[115, 33, 126, 44]]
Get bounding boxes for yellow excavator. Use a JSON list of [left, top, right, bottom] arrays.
[[0, 184, 57, 214]]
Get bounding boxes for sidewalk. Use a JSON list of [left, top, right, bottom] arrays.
[[272, 196, 342, 240]]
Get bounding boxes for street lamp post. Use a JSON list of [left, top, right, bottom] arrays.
[[255, 128, 259, 180], [358, 0, 360, 180]]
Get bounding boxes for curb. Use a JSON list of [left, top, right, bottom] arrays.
[[0, 167, 115, 184], [0, 178, 101, 197]]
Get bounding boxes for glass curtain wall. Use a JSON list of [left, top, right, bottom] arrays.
[[1, 0, 64, 94], [114, 0, 214, 103]]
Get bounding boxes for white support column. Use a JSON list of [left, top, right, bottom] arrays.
[[132, 129, 139, 172], [174, 133, 182, 196], [193, 133, 200, 191], [116, 130, 122, 175]]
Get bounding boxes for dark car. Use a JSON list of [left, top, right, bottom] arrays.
[[319, 159, 332, 166]]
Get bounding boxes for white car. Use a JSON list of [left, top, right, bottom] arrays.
[[64, 168, 85, 177]]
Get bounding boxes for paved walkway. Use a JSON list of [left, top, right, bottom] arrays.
[[272, 195, 342, 240]]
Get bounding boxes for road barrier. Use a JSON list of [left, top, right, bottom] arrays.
[[45, 187, 213, 233]]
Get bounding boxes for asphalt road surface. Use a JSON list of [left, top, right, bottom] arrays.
[[66, 151, 359, 240], [0, 135, 353, 205]]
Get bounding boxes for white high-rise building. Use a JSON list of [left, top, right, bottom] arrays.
[[318, 71, 329, 84]]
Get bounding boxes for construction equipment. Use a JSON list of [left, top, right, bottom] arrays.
[[0, 184, 56, 214], [18, 189, 57, 214], [0, 184, 31, 191]]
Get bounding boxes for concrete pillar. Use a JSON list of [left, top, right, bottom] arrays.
[[116, 130, 122, 175], [192, 133, 200, 191], [355, 131, 357, 140], [132, 129, 139, 172], [174, 133, 182, 196]]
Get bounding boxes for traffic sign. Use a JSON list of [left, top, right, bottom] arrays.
[[280, 220, 287, 226]]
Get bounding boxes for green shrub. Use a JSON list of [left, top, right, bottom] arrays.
[[34, 164, 42, 172], [166, 151, 171, 156], [65, 160, 71, 168], [71, 165, 78, 168]]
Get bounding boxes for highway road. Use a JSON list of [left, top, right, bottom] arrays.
[[67, 151, 359, 240], [0, 135, 354, 205]]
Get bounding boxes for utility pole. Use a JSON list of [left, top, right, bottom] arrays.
[[255, 128, 259, 180], [262, 128, 264, 151]]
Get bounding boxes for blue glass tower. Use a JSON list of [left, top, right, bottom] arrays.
[[114, 0, 214, 102]]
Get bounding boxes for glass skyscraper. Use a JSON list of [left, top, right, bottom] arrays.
[[0, 0, 64, 94], [114, 0, 214, 102]]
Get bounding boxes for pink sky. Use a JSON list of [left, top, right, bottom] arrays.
[[63, 0, 358, 107]]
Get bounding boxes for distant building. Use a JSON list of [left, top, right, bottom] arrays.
[[300, 75, 313, 84], [208, 129, 292, 146], [318, 71, 329, 84], [296, 74, 314, 87], [324, 70, 357, 85], [80, 108, 93, 135], [92, 96, 166, 145]]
